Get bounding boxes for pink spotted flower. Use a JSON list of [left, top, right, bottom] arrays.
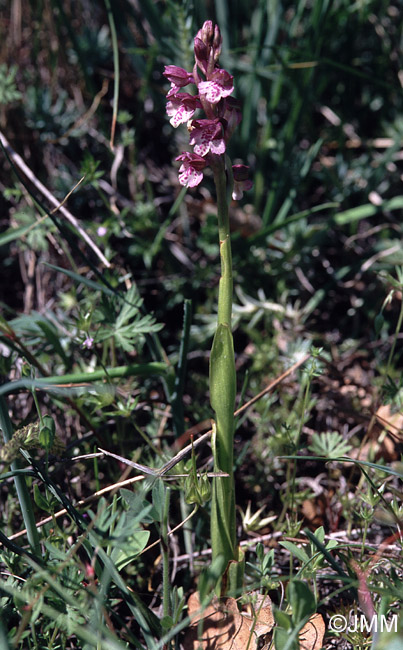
[[189, 119, 225, 156], [165, 21, 252, 199], [198, 68, 234, 104], [176, 152, 207, 188], [166, 93, 201, 128], [163, 65, 194, 97]]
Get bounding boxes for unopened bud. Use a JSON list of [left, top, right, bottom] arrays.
[[194, 37, 209, 73], [199, 473, 211, 502], [39, 426, 54, 450], [200, 20, 213, 44], [213, 24, 222, 61]]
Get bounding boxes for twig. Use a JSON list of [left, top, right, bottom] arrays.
[[0, 130, 111, 268]]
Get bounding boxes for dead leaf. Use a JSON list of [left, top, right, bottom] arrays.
[[243, 593, 275, 637], [184, 593, 257, 650], [184, 593, 324, 650], [298, 613, 325, 650], [376, 404, 403, 432], [184, 592, 274, 650]]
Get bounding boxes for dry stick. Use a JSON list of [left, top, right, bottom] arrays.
[[21, 176, 86, 237], [7, 354, 310, 542], [0, 130, 110, 268]]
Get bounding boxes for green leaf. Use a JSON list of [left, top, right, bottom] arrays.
[[94, 286, 163, 352], [0, 224, 37, 246], [287, 580, 316, 624], [209, 323, 236, 474], [313, 526, 325, 545], [273, 609, 292, 631], [152, 479, 165, 522], [43, 262, 116, 296], [308, 431, 352, 458], [112, 530, 150, 570], [279, 541, 310, 565], [33, 484, 52, 513], [198, 555, 227, 605], [274, 628, 299, 650], [161, 615, 174, 631], [334, 196, 403, 225], [0, 64, 22, 104], [0, 362, 167, 396], [120, 489, 156, 524]]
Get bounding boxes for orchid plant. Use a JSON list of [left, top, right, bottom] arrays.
[[163, 21, 252, 595]]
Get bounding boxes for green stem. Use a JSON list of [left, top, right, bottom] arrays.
[[0, 397, 41, 556], [209, 157, 239, 594], [290, 377, 311, 516], [161, 487, 171, 619], [215, 158, 233, 326], [104, 0, 120, 148]]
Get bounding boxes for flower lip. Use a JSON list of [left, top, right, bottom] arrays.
[[166, 93, 201, 127], [175, 151, 207, 188], [189, 118, 226, 156], [198, 68, 234, 104], [176, 151, 207, 170]]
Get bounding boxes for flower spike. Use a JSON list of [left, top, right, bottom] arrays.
[[164, 21, 252, 199]]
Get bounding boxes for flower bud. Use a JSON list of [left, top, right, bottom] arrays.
[[194, 37, 209, 74], [213, 24, 222, 61], [198, 20, 214, 45], [39, 426, 54, 450]]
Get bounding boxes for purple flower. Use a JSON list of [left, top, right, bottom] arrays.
[[82, 336, 94, 349], [176, 152, 207, 188], [166, 93, 201, 128], [232, 165, 253, 200], [163, 65, 194, 87], [194, 37, 209, 76], [164, 22, 251, 194], [198, 68, 234, 104], [97, 226, 108, 237], [163, 65, 194, 97], [189, 119, 225, 156], [194, 22, 222, 74]]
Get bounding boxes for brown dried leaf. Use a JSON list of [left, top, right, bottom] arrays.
[[298, 613, 326, 650], [184, 593, 256, 650], [243, 593, 275, 637], [375, 404, 403, 443], [184, 592, 274, 650]]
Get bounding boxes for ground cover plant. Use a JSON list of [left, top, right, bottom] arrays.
[[0, 0, 402, 648]]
